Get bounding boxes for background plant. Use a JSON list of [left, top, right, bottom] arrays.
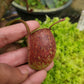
[[15, 0, 69, 9]]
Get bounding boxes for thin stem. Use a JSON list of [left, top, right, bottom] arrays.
[[6, 19, 30, 36], [49, 18, 65, 30], [24, 0, 33, 13]]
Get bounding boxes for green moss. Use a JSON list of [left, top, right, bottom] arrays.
[[36, 16, 84, 84]]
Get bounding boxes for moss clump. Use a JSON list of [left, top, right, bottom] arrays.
[[36, 16, 84, 84]]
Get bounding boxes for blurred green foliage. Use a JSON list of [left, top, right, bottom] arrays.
[[15, 0, 68, 9]]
